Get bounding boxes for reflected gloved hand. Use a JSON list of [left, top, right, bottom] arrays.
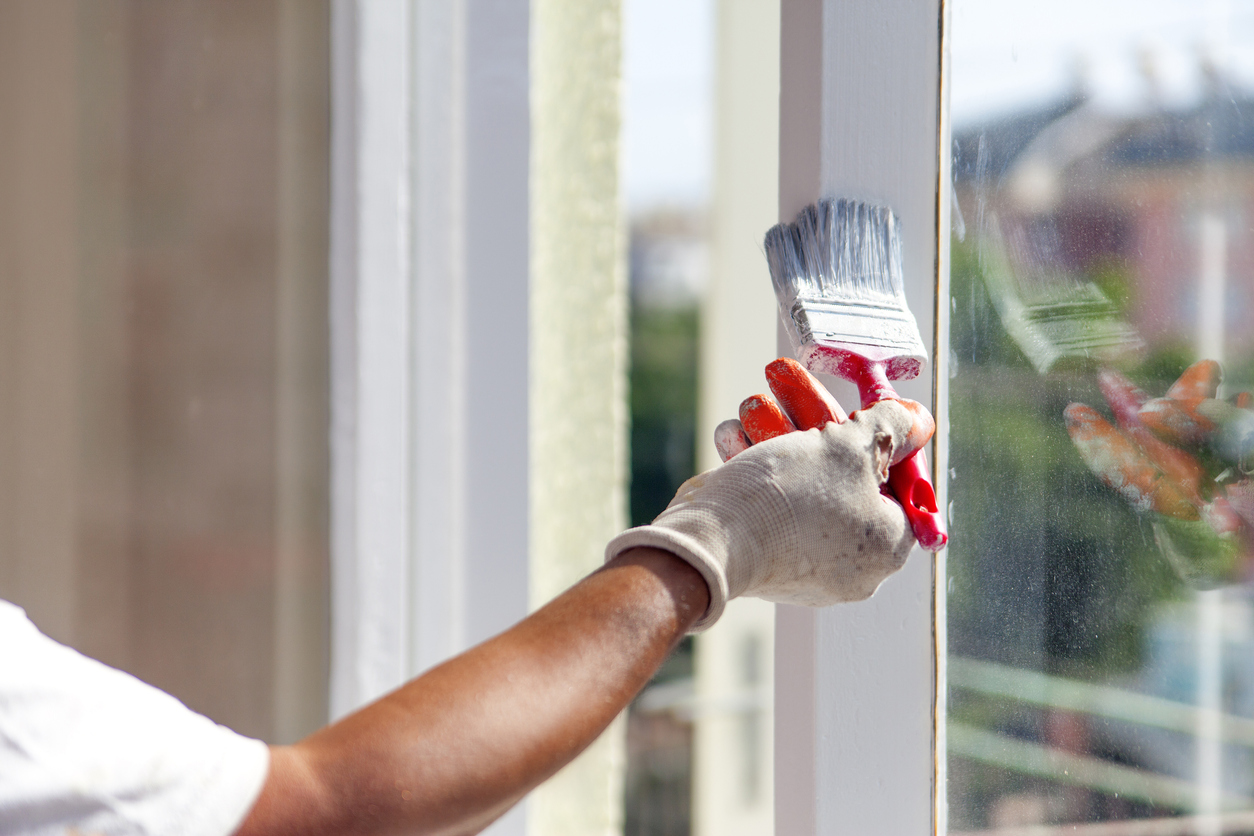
[[1065, 360, 1254, 584], [605, 358, 935, 631]]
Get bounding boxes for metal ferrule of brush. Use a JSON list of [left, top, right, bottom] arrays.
[[787, 301, 926, 379]]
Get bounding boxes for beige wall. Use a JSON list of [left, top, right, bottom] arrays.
[[0, 0, 82, 653], [0, 0, 330, 744]]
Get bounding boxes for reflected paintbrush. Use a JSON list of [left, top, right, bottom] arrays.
[[980, 213, 1144, 374]]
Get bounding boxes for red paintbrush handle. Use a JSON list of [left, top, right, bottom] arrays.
[[887, 448, 947, 551], [804, 347, 947, 549], [835, 353, 947, 551]]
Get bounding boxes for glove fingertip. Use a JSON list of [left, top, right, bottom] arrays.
[[895, 398, 936, 456], [714, 418, 752, 462], [740, 394, 796, 444]]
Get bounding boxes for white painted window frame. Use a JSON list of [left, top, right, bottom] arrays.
[[329, 0, 532, 714], [774, 1, 951, 833], [328, 12, 531, 836], [329, 0, 415, 720], [329, 2, 606, 834]]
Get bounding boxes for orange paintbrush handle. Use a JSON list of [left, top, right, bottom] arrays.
[[739, 394, 796, 444]]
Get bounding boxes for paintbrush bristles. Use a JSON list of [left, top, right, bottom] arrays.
[[817, 200, 905, 304], [767, 200, 906, 308], [765, 198, 928, 379]]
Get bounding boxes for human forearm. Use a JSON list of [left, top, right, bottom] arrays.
[[235, 547, 708, 836], [236, 365, 936, 836]]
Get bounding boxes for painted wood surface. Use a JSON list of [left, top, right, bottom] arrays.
[[775, 1, 945, 833]]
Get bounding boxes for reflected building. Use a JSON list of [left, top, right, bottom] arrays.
[[953, 68, 1254, 364]]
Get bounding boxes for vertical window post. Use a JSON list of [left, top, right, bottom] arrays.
[[775, 1, 948, 832], [330, 3, 533, 832], [329, 0, 533, 718], [331, 1, 626, 833], [329, 0, 416, 719]]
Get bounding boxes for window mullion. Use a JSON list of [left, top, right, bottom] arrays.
[[774, 1, 946, 833]]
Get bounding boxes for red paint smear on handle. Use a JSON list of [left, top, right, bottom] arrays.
[[887, 449, 947, 551], [809, 347, 947, 552]]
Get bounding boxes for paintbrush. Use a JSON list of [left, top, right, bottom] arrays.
[[980, 213, 1144, 374], [765, 198, 947, 550]]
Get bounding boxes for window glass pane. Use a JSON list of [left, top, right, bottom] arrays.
[[622, 0, 714, 830], [0, 0, 330, 744], [948, 2, 1254, 831]]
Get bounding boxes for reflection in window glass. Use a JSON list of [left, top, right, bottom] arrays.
[[948, 2, 1254, 832]]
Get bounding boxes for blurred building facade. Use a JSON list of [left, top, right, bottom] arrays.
[[0, 0, 331, 744], [953, 67, 1254, 363]]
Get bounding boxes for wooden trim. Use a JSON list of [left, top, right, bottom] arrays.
[[328, 0, 414, 720], [775, 1, 946, 832]]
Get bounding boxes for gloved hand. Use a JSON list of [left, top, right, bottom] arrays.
[[605, 358, 935, 631], [1065, 360, 1254, 585]]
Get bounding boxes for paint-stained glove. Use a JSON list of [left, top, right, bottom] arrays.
[[1065, 360, 1254, 585], [606, 359, 934, 631]]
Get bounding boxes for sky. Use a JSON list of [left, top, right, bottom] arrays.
[[950, 0, 1254, 126], [621, 0, 715, 213], [619, 0, 1254, 210]]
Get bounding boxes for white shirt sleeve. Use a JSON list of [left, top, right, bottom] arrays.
[[0, 600, 271, 836]]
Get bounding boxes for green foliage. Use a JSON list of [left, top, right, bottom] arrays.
[[1086, 255, 1135, 312], [947, 235, 1182, 681], [624, 299, 700, 836], [629, 303, 699, 527], [948, 239, 1030, 371], [1132, 341, 1195, 391]]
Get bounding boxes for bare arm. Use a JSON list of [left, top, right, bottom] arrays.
[[233, 547, 708, 836], [234, 381, 932, 836]]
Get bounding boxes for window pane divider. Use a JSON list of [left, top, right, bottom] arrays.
[[775, 1, 948, 832]]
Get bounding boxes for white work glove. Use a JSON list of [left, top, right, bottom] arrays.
[[605, 397, 926, 631]]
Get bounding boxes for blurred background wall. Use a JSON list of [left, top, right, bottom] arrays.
[[0, 0, 330, 744]]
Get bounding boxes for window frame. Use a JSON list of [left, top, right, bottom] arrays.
[[328, 2, 625, 835], [773, 1, 950, 833], [330, 0, 953, 833], [327, 0, 533, 722], [329, 3, 534, 832]]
